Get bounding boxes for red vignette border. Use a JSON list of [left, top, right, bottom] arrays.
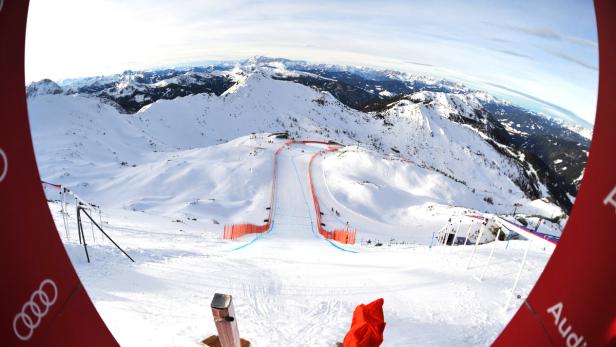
[[0, 1, 614, 346]]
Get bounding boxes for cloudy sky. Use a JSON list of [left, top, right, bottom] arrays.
[[25, 0, 598, 127]]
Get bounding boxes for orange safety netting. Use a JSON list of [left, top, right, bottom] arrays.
[[309, 147, 357, 245], [319, 228, 357, 244], [343, 298, 386, 347], [222, 142, 286, 240], [223, 140, 357, 244], [223, 223, 269, 240]]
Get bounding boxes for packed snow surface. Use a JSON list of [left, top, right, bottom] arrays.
[[30, 71, 558, 346], [46, 152, 553, 346]]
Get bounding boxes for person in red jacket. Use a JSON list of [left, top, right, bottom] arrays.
[[343, 298, 386, 347]]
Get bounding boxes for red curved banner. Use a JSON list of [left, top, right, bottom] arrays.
[[494, 1, 616, 345], [1, 1, 614, 346], [0, 1, 118, 346], [308, 147, 357, 245]]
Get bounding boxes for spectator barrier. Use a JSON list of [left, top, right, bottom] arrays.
[[223, 223, 269, 240], [308, 146, 357, 245], [221, 143, 287, 240], [222, 139, 346, 241]]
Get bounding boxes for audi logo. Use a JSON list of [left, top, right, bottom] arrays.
[[13, 279, 58, 341], [0, 148, 7, 183]]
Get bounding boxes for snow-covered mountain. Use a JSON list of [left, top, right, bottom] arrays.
[[27, 57, 588, 215], [27, 58, 569, 346], [26, 78, 63, 97]]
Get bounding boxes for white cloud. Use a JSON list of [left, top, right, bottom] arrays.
[[25, 0, 598, 125]]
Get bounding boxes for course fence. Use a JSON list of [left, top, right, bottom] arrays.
[[223, 223, 269, 240], [221, 143, 285, 240], [308, 146, 357, 245], [223, 139, 356, 244]]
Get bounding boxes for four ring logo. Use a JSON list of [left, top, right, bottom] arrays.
[[13, 279, 58, 341], [0, 148, 7, 183]]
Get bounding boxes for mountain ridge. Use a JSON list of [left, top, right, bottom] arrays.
[[26, 57, 589, 214]]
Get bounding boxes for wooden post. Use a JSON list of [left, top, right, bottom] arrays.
[[211, 293, 241, 347]]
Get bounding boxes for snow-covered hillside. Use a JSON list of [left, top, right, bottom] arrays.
[[29, 94, 280, 224], [28, 57, 590, 213], [29, 68, 562, 227], [27, 58, 567, 346], [46, 198, 553, 346]]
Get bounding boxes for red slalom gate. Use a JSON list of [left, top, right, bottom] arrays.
[[308, 146, 357, 245], [1, 2, 615, 347]]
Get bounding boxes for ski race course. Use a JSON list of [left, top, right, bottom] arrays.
[[226, 141, 355, 253], [39, 139, 555, 346], [24, 59, 569, 346], [4, 4, 615, 345]]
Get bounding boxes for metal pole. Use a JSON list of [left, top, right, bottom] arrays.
[[534, 217, 543, 232], [438, 223, 448, 245], [98, 209, 105, 243], [429, 231, 435, 249], [479, 228, 502, 281], [76, 197, 82, 244], [467, 223, 485, 269], [442, 224, 449, 245], [77, 208, 90, 263], [449, 220, 462, 249], [61, 191, 70, 240], [89, 208, 96, 243], [463, 221, 473, 246], [505, 229, 513, 249], [505, 239, 532, 310], [81, 208, 135, 262]]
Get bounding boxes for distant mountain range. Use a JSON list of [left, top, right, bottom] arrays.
[[26, 56, 591, 214]]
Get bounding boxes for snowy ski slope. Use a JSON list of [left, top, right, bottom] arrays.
[[28, 69, 561, 346]]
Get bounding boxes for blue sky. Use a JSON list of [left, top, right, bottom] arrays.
[[25, 0, 598, 127]]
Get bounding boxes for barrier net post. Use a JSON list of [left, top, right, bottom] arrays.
[[80, 207, 135, 263], [504, 239, 532, 310], [467, 223, 485, 269], [76, 207, 90, 263], [479, 227, 502, 281], [463, 222, 473, 246]]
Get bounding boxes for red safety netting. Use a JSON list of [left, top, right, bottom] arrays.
[[42, 180, 62, 190], [320, 228, 357, 244], [308, 146, 357, 245], [222, 142, 289, 240], [223, 223, 269, 240], [223, 140, 353, 242]]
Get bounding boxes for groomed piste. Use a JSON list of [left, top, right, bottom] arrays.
[[27, 127, 570, 345], [2, 1, 615, 347], [224, 140, 357, 253]]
